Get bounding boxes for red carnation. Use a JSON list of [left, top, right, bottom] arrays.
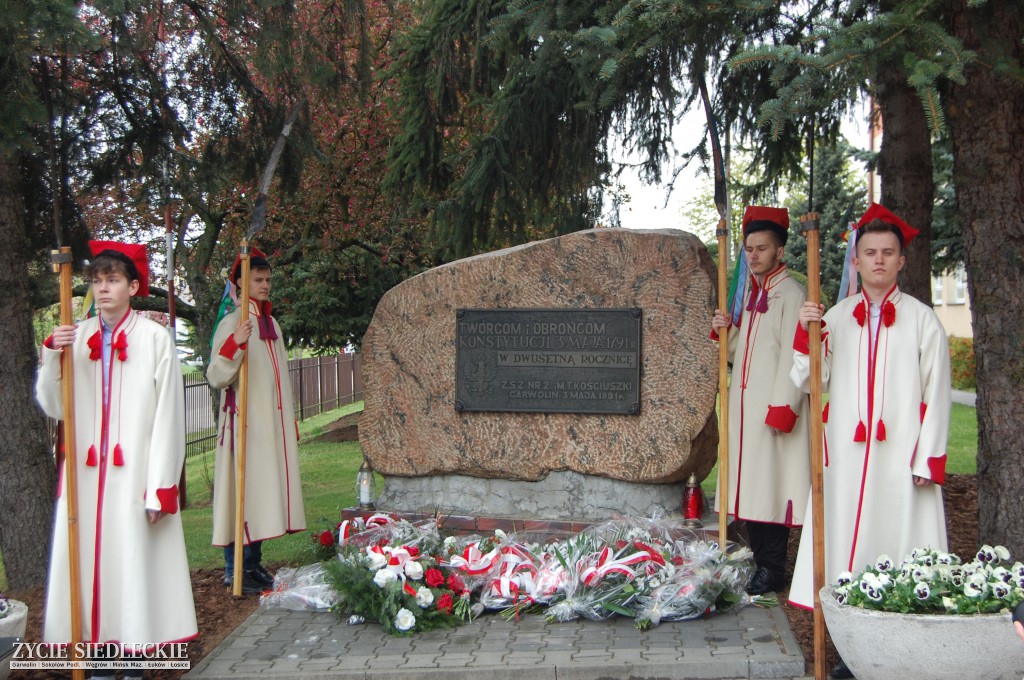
[[425, 568, 445, 588], [446, 573, 466, 594], [853, 301, 867, 327], [319, 530, 335, 547], [436, 592, 454, 614], [406, 546, 420, 558], [881, 300, 896, 327]]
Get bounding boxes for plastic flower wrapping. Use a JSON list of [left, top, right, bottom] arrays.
[[267, 513, 757, 636], [835, 545, 1024, 615]]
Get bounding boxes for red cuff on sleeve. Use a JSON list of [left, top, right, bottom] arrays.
[[793, 323, 809, 354], [765, 405, 799, 433], [155, 485, 180, 514], [219, 335, 245, 359], [927, 455, 947, 486], [709, 329, 719, 341], [43, 335, 56, 350]]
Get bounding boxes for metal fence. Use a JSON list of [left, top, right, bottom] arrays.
[[184, 351, 363, 458]]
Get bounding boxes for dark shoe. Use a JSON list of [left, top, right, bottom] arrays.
[[745, 566, 778, 595], [830, 657, 855, 679], [225, 571, 264, 595], [247, 566, 274, 588]]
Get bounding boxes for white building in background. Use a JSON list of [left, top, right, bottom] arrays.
[[932, 266, 973, 339]]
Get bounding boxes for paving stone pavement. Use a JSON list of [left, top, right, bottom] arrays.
[[185, 600, 808, 680]]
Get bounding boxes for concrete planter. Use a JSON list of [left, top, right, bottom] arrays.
[[0, 599, 28, 680], [820, 586, 1024, 680]]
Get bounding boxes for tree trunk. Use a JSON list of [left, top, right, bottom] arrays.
[[945, 0, 1024, 555], [0, 152, 57, 590], [874, 57, 935, 304]]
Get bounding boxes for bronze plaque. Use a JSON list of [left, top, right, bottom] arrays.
[[455, 308, 641, 414]]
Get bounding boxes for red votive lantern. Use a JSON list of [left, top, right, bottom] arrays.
[[682, 472, 704, 528]]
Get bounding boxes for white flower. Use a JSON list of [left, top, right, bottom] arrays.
[[914, 582, 931, 600], [866, 587, 883, 602], [911, 566, 933, 583], [936, 552, 956, 565], [443, 536, 457, 549], [415, 586, 434, 608], [367, 550, 388, 570], [995, 546, 1011, 561], [991, 566, 1012, 583], [494, 529, 507, 541], [942, 596, 958, 611], [394, 608, 416, 631], [404, 561, 424, 581], [835, 590, 848, 605], [373, 568, 398, 588], [875, 555, 895, 571], [992, 581, 1012, 599], [977, 545, 997, 564], [964, 573, 989, 598], [836, 571, 854, 586]]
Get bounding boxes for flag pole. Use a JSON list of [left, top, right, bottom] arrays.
[[801, 212, 827, 680], [51, 247, 85, 680], [232, 239, 251, 597], [715, 220, 731, 544]]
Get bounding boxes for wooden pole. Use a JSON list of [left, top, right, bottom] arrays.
[[801, 213, 827, 680], [232, 239, 251, 597], [715, 219, 730, 544], [52, 247, 85, 680]]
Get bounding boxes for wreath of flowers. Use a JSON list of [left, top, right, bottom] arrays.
[[303, 515, 758, 636]]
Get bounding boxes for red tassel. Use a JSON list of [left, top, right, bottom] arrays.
[[87, 331, 102, 361], [86, 445, 98, 467], [113, 443, 124, 466], [854, 421, 867, 442], [112, 331, 128, 361], [875, 420, 887, 441]]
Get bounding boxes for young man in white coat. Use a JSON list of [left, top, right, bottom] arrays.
[[36, 242, 197, 676], [712, 206, 811, 596], [208, 249, 306, 594], [790, 204, 951, 679]]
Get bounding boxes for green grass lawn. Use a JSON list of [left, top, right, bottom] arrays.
[[179, 401, 367, 570]]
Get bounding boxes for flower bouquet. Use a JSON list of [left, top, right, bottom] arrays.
[[324, 515, 477, 635], [544, 518, 674, 622], [478, 533, 548, 611], [835, 544, 1024, 615], [259, 563, 338, 611], [632, 538, 754, 629]]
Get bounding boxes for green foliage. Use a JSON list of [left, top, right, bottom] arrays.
[[948, 336, 976, 391], [323, 553, 461, 636], [781, 139, 868, 306]]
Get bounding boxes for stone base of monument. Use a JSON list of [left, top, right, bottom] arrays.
[[339, 471, 733, 542], [339, 504, 726, 540], [378, 471, 687, 522]]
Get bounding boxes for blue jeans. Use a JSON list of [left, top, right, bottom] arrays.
[[224, 540, 262, 574]]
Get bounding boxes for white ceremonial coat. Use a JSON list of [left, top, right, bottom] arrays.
[[788, 287, 951, 609], [35, 311, 197, 647], [209, 300, 306, 546], [714, 264, 811, 526]]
